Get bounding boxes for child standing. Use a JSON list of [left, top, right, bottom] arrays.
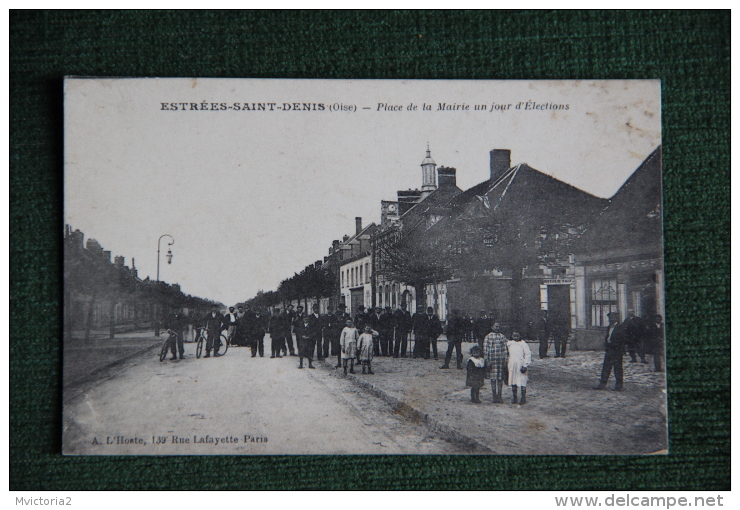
[[357, 325, 378, 374], [466, 345, 486, 403], [339, 319, 359, 374], [507, 331, 532, 404]]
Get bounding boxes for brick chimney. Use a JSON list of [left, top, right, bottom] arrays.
[[490, 149, 511, 182], [114, 255, 125, 268], [437, 166, 457, 188], [355, 217, 362, 235]]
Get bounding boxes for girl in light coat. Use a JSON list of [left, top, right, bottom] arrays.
[[339, 319, 359, 374], [357, 325, 379, 374], [507, 331, 532, 404]]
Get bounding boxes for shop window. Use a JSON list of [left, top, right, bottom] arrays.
[[591, 278, 618, 327]]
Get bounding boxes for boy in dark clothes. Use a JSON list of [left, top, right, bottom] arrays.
[[466, 345, 487, 404]]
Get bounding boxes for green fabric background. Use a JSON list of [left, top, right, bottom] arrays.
[[10, 10, 730, 490]]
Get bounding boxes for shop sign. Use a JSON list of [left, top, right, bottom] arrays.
[[586, 258, 661, 274], [543, 278, 574, 285]]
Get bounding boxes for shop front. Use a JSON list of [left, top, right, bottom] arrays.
[[573, 256, 664, 350]]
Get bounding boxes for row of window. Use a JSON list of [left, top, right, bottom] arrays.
[[341, 262, 371, 288]]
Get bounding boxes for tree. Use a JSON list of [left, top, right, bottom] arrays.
[[375, 238, 452, 310]]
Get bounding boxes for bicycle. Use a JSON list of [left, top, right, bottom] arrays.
[[195, 327, 229, 358], [160, 329, 179, 362]]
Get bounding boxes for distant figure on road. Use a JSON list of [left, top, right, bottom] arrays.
[[594, 312, 629, 391], [203, 305, 223, 358], [507, 332, 532, 405], [358, 325, 378, 374], [164, 310, 186, 360], [484, 322, 508, 403], [466, 345, 486, 404], [339, 318, 358, 375], [296, 315, 316, 369]]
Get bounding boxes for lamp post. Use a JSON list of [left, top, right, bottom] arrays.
[[157, 234, 174, 282], [155, 234, 174, 336]]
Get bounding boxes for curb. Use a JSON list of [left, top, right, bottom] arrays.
[[321, 360, 494, 453]]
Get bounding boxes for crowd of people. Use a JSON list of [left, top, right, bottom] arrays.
[[163, 303, 664, 405]]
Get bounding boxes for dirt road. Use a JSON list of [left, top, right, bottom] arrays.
[[63, 345, 470, 455]]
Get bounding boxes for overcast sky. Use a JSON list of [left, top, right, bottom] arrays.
[[64, 79, 661, 306]]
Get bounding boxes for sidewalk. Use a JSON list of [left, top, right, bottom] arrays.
[[318, 340, 668, 455], [64, 330, 163, 387]]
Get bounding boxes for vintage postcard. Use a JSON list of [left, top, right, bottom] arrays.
[[63, 78, 665, 455]]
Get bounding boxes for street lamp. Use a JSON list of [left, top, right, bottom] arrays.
[[155, 234, 174, 337], [156, 234, 174, 282]]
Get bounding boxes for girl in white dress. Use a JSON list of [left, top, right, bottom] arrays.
[[507, 332, 532, 404]]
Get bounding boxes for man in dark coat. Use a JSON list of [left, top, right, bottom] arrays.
[[354, 305, 369, 330], [393, 303, 413, 358], [249, 309, 267, 357], [551, 311, 571, 358], [473, 311, 492, 351], [644, 314, 665, 372], [368, 307, 384, 356], [378, 307, 396, 357], [295, 315, 315, 369], [624, 309, 647, 363], [411, 305, 425, 358], [203, 305, 223, 358], [320, 305, 337, 360], [595, 312, 630, 391], [536, 309, 551, 358], [269, 308, 289, 358], [415, 306, 443, 359], [283, 304, 297, 356], [440, 309, 465, 369], [164, 309, 187, 360], [308, 304, 324, 360]]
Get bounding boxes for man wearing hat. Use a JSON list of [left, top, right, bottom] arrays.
[[594, 312, 629, 391], [202, 304, 223, 358]]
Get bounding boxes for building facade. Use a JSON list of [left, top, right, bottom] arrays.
[[571, 147, 664, 349]]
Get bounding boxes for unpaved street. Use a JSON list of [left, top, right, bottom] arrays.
[[63, 343, 470, 455]]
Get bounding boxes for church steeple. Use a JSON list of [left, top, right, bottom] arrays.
[[420, 143, 437, 197]]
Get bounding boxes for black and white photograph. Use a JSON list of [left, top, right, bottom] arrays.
[[63, 78, 665, 455]]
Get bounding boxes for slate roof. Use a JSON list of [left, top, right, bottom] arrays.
[[573, 146, 663, 255]]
